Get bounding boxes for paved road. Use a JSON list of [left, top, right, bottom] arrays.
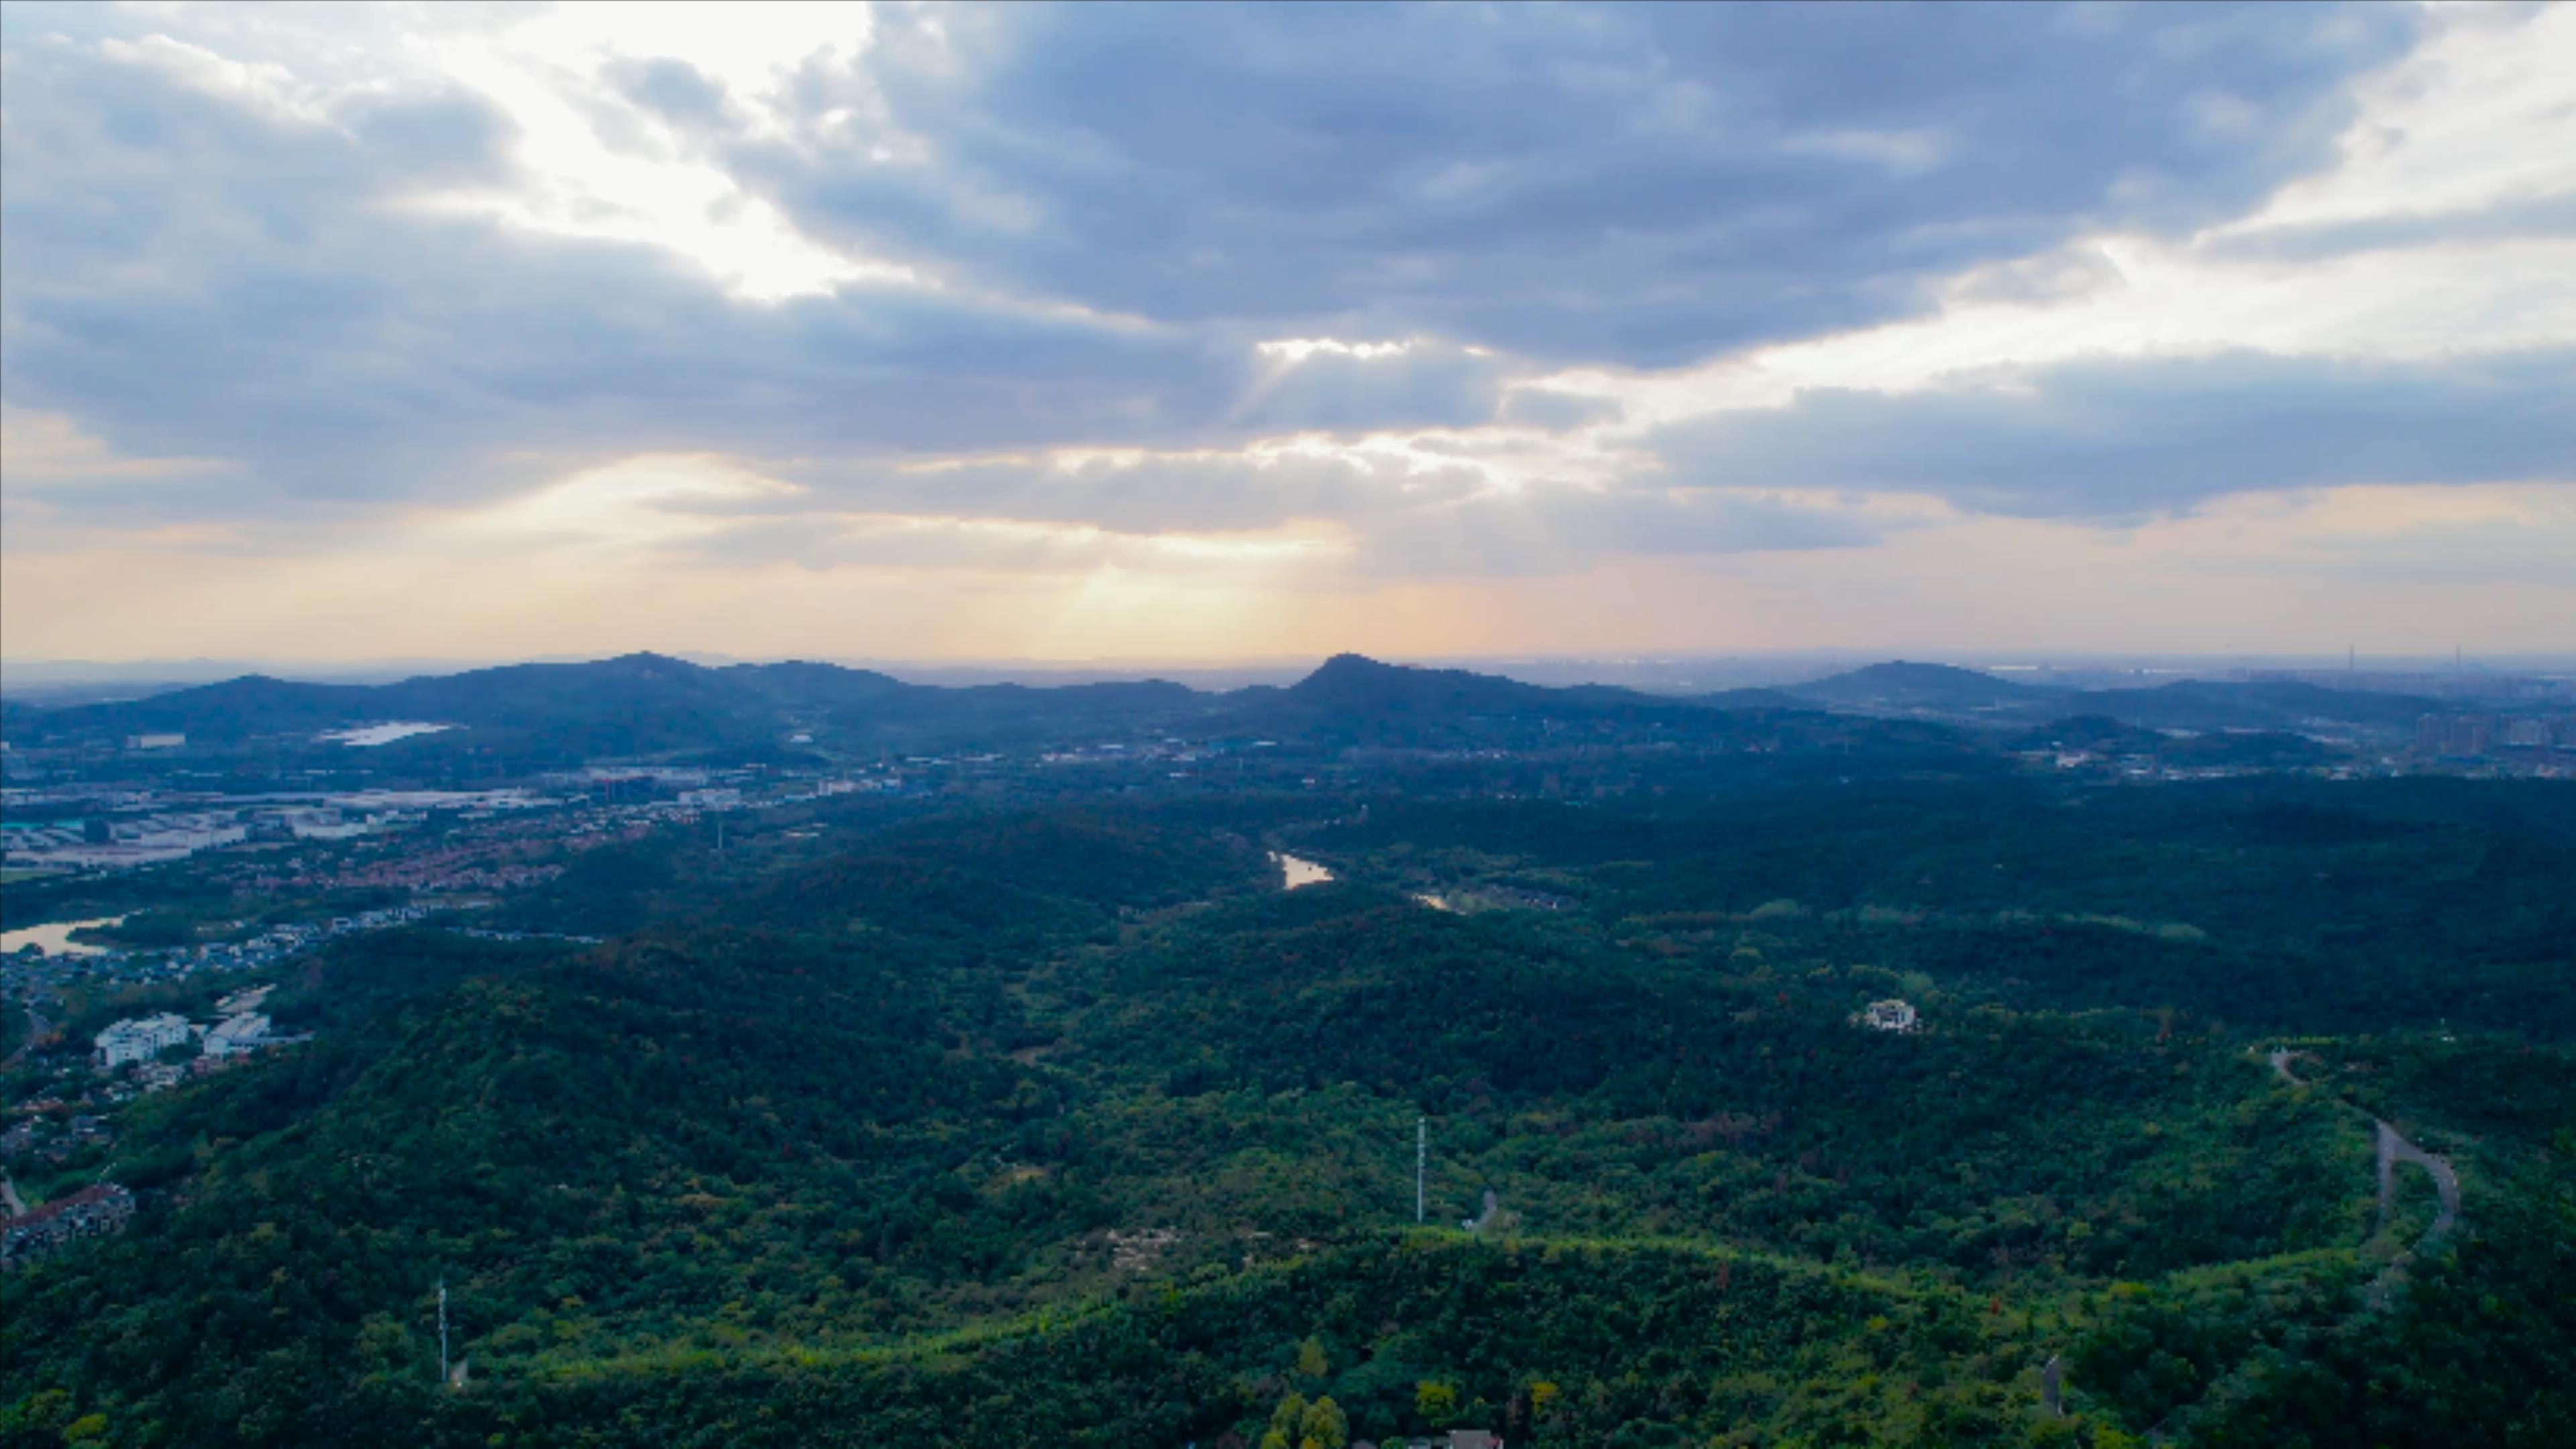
[[1, 997, 46, 1069], [2378, 1120, 2461, 1244], [2263, 1050, 2457, 1247], [2144, 1055, 2464, 1442], [2363, 1119, 2462, 1312]]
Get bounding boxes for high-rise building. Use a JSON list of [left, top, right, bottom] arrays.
[[2457, 715, 2496, 755], [2417, 714, 2502, 757], [2415, 714, 2447, 755]]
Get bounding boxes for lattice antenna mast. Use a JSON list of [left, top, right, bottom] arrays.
[[1415, 1116, 1426, 1224]]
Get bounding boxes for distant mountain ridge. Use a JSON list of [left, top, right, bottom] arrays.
[[1, 651, 2465, 760], [1774, 661, 2457, 735], [2050, 678, 2445, 731]]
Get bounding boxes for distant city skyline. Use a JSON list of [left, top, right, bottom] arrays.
[[4, 2, 2571, 661]]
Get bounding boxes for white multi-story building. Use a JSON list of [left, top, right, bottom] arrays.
[[95, 1013, 195, 1068], [1859, 999, 1920, 1033], [201, 1012, 273, 1059]]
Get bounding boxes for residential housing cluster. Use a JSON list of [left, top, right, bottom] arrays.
[[1, 1182, 136, 1271]]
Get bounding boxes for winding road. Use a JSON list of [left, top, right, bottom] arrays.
[[2267, 1048, 2458, 1250], [2141, 1049, 2464, 1443], [2377, 1120, 2461, 1244], [2363, 1119, 2462, 1313]]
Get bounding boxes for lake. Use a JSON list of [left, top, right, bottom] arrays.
[[1, 915, 128, 957]]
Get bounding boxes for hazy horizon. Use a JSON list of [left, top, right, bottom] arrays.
[[7, 645, 2573, 702], [5, 1, 2572, 661]]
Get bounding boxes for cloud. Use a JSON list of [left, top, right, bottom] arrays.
[[1351, 484, 1895, 580], [2200, 3, 2576, 257], [2202, 191, 2576, 264], [1, 25, 1539, 529], [1498, 390, 1625, 433], [686, 513, 1345, 579], [513, 443, 1886, 584], [3, 1, 2571, 660], [0, 405, 240, 485], [608, 57, 731, 127], [0, 1, 2500, 510], [1646, 348, 2576, 518], [744, 3, 2422, 365], [779, 447, 1483, 535]]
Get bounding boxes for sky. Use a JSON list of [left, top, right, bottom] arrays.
[[2, 0, 2571, 666]]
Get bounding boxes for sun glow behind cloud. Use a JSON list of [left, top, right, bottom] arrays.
[[1255, 338, 1418, 364], [461, 455, 806, 548], [398, 9, 908, 301]]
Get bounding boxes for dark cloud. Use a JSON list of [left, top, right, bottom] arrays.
[[0, 38, 1533, 517], [746, 2, 2421, 365], [610, 57, 729, 126], [1647, 348, 2576, 517]]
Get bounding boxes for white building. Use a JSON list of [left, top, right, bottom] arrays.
[[1859, 999, 1920, 1033], [215, 985, 274, 1016], [95, 1013, 195, 1068], [201, 1012, 274, 1059]]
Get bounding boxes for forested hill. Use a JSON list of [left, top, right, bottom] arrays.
[[3, 780, 2570, 1446], [1778, 659, 2050, 711], [5, 653, 1216, 756]]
